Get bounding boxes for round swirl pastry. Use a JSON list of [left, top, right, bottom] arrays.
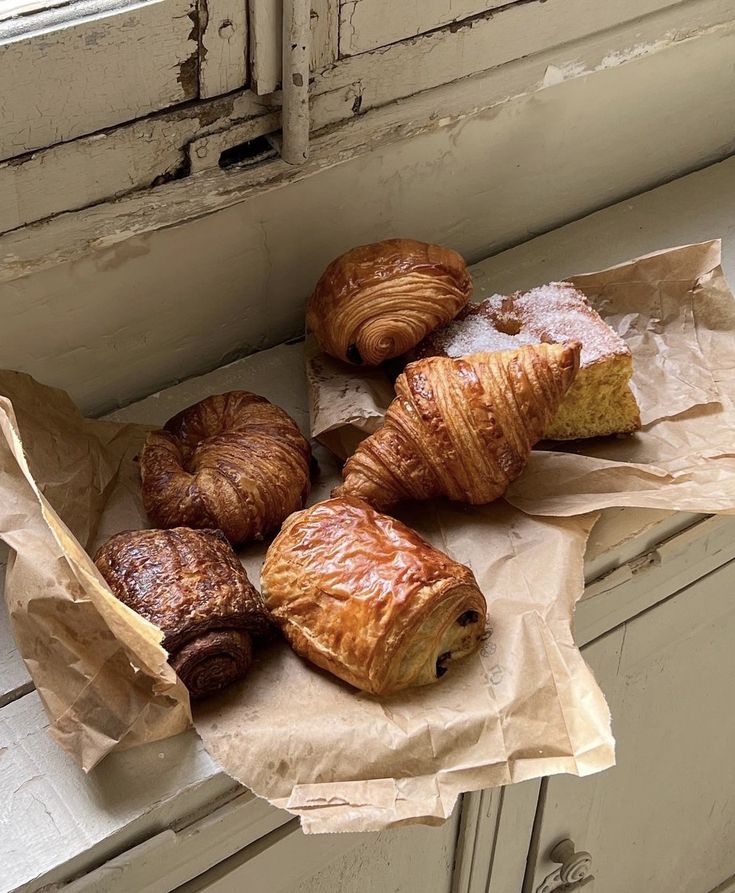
[[306, 239, 472, 365], [140, 391, 311, 544]]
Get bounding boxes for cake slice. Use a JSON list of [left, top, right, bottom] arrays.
[[415, 281, 641, 440]]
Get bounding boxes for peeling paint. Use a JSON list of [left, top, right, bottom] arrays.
[[178, 52, 200, 98]]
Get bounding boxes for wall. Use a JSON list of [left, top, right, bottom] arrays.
[[2, 23, 734, 413]]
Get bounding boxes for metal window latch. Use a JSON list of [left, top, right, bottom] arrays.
[[535, 839, 595, 892]]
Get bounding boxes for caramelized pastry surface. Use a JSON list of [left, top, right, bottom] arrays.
[[140, 391, 311, 543], [307, 239, 472, 366], [261, 496, 487, 695], [336, 341, 580, 510], [95, 527, 270, 697]]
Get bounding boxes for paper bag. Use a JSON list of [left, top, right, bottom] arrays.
[[0, 374, 191, 770]]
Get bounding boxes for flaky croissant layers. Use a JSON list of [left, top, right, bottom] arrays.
[[262, 497, 487, 696], [336, 341, 581, 509], [307, 239, 472, 365], [140, 391, 311, 544]]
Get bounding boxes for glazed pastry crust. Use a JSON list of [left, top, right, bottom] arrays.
[[140, 391, 311, 544], [95, 528, 270, 697], [261, 497, 487, 696], [307, 239, 472, 366], [335, 342, 580, 510]]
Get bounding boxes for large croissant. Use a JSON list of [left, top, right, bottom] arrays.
[[335, 342, 580, 509], [306, 239, 472, 365]]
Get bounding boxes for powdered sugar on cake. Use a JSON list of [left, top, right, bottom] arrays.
[[419, 282, 629, 367], [438, 311, 539, 356]]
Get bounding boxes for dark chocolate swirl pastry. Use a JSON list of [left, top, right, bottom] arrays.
[[95, 527, 271, 698]]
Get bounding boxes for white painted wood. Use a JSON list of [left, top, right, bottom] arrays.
[[320, 0, 735, 112], [452, 788, 503, 893], [250, 0, 338, 96], [176, 821, 368, 892], [577, 515, 735, 646], [486, 781, 542, 893], [525, 559, 735, 893], [199, 0, 248, 98], [0, 0, 198, 161], [452, 792, 484, 893], [188, 112, 281, 172], [175, 810, 459, 892], [339, 0, 685, 57], [289, 813, 460, 893], [583, 509, 701, 583], [281, 0, 311, 164], [339, 0, 506, 56], [63, 794, 291, 893], [1, 0, 730, 232], [1, 20, 734, 412], [0, 83, 357, 233], [311, 0, 338, 69], [0, 694, 237, 893], [0, 556, 33, 707], [0, 0, 68, 20], [249, 0, 280, 94]]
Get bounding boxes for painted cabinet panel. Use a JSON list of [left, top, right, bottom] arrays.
[[183, 812, 459, 892], [524, 559, 735, 893]]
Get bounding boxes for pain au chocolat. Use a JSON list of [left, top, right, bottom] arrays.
[[95, 528, 272, 698], [416, 282, 641, 439], [261, 497, 487, 696], [336, 342, 580, 511], [140, 391, 311, 545], [306, 239, 472, 366]]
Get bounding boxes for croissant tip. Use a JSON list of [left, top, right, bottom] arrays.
[[559, 340, 582, 376]]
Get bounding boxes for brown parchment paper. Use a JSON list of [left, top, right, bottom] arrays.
[[0, 374, 191, 771]]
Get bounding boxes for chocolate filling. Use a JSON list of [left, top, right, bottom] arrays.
[[346, 343, 363, 364], [457, 610, 480, 626], [436, 651, 451, 678]]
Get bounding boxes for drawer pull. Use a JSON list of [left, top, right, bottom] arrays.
[[535, 838, 594, 892]]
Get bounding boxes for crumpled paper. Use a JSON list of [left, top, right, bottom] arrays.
[[194, 500, 609, 833], [2, 241, 733, 833], [0, 375, 190, 770]]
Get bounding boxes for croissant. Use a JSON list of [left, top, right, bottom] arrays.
[[261, 496, 487, 695], [95, 528, 272, 698], [335, 342, 580, 510], [306, 239, 472, 366], [140, 391, 311, 544]]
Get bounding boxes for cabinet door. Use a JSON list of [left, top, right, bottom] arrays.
[[524, 559, 735, 893]]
